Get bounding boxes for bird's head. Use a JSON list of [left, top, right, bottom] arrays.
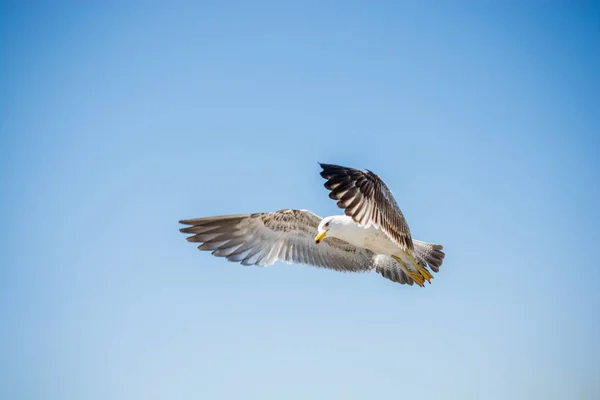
[[315, 216, 348, 244]]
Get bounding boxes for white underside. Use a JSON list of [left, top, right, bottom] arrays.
[[328, 216, 407, 256]]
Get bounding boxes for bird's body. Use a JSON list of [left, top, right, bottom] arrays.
[[315, 214, 437, 285], [318, 215, 400, 257], [180, 163, 445, 287]]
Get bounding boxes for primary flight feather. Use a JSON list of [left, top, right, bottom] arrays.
[[179, 163, 445, 287]]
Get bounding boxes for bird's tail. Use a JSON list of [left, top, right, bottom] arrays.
[[413, 240, 445, 273], [391, 241, 445, 287]]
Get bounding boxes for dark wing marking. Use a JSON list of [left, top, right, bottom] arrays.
[[179, 209, 374, 272], [319, 163, 414, 251]]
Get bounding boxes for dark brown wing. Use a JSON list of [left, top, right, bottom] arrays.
[[319, 163, 413, 251]]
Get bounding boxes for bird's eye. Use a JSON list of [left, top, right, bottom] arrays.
[[325, 221, 330, 228]]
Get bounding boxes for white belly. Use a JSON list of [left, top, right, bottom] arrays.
[[334, 221, 400, 256], [363, 227, 401, 256]]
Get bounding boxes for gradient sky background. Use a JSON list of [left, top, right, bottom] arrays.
[[1, 2, 599, 399]]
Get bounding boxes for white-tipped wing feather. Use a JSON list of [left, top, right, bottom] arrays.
[[179, 209, 374, 272], [319, 163, 414, 251]]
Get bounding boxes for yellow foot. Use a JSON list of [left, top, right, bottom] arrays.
[[407, 269, 426, 287], [392, 255, 426, 287], [416, 264, 433, 283], [407, 251, 433, 284]]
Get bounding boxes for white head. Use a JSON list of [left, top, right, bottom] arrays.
[[314, 215, 353, 244]]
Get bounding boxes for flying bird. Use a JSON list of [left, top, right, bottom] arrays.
[[179, 163, 445, 286]]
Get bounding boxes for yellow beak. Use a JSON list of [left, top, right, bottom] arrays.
[[315, 229, 328, 244]]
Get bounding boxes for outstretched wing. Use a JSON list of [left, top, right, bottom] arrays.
[[179, 209, 373, 272], [319, 163, 414, 251]]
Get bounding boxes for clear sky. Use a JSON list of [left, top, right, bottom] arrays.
[[1, 2, 599, 399]]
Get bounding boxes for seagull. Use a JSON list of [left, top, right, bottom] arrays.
[[179, 163, 445, 286]]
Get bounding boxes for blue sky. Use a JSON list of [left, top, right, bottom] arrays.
[[1, 2, 599, 399]]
